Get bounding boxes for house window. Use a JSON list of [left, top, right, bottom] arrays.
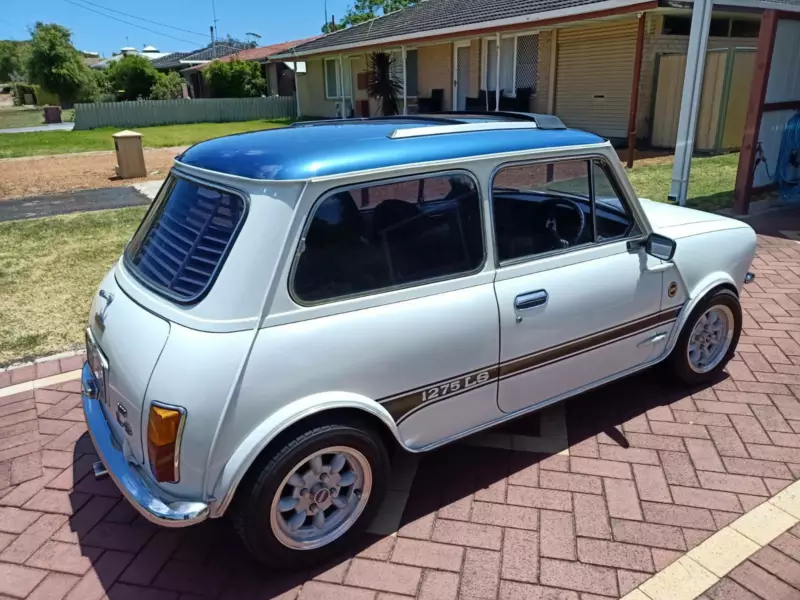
[[325, 58, 340, 99], [484, 34, 538, 95], [662, 15, 760, 38], [388, 50, 418, 97], [730, 19, 760, 38], [406, 50, 419, 97]]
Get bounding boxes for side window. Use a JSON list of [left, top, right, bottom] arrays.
[[491, 159, 639, 263], [492, 160, 595, 263], [293, 173, 484, 303], [591, 161, 640, 242]]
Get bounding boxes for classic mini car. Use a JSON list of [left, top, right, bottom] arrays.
[[82, 113, 756, 567]]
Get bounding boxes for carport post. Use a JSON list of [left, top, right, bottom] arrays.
[[402, 45, 408, 115], [626, 12, 647, 168], [495, 32, 501, 111], [669, 0, 713, 205], [338, 55, 345, 118], [293, 57, 302, 118]]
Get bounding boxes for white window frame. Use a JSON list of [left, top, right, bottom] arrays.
[[481, 31, 538, 98], [324, 57, 341, 100]]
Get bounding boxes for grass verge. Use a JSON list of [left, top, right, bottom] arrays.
[[0, 206, 146, 366], [0, 152, 743, 364], [0, 118, 291, 158]]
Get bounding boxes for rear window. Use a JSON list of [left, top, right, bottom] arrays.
[[125, 176, 246, 303]]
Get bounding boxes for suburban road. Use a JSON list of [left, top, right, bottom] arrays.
[[0, 180, 163, 222]]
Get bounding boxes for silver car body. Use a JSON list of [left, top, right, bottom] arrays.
[[82, 126, 756, 528]]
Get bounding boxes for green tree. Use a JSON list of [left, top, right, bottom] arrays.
[[150, 71, 184, 100], [26, 23, 93, 104], [107, 54, 160, 101], [0, 41, 27, 82], [204, 58, 265, 98], [322, 0, 418, 32]]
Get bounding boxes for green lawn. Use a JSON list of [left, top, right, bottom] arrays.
[[0, 118, 292, 158], [627, 152, 740, 213], [0, 207, 146, 365], [0, 106, 45, 129], [0, 152, 742, 366]]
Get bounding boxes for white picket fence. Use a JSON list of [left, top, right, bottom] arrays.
[[74, 96, 296, 130]]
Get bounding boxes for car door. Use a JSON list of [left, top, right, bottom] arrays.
[[259, 170, 501, 451], [492, 157, 673, 414]]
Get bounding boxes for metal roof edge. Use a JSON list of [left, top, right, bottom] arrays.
[[272, 0, 655, 59]]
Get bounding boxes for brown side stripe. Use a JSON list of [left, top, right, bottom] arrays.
[[498, 306, 682, 379], [381, 305, 683, 423]]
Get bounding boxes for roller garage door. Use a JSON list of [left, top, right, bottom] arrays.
[[555, 20, 637, 140]]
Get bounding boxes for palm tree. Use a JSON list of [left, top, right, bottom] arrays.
[[366, 51, 401, 116]]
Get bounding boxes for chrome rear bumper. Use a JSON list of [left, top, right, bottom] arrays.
[[81, 363, 208, 527]]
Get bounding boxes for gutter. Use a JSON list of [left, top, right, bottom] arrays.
[[271, 0, 657, 60]]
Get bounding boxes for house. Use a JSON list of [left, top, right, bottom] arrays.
[[274, 0, 766, 152], [92, 45, 171, 69], [181, 37, 319, 99]]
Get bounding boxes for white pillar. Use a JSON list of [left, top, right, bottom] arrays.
[[669, 0, 713, 205], [495, 32, 501, 111], [293, 59, 302, 118], [338, 54, 345, 118], [402, 46, 408, 115]]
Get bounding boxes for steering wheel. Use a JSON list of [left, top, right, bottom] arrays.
[[539, 197, 586, 248]]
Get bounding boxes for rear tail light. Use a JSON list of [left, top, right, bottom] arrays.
[[147, 403, 185, 483]]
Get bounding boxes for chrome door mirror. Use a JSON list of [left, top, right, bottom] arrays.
[[646, 233, 677, 261]]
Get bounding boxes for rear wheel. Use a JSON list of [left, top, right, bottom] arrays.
[[232, 419, 390, 568], [668, 288, 741, 385]]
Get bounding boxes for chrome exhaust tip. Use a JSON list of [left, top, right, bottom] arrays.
[[744, 272, 756, 284], [92, 461, 109, 479]]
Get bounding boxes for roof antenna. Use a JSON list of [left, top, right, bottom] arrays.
[[324, 0, 329, 31]]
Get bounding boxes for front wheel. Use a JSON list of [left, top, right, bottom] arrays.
[[668, 288, 742, 385], [232, 419, 390, 568]]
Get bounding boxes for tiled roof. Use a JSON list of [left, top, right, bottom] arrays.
[[283, 0, 616, 55], [180, 44, 250, 63], [151, 51, 195, 69], [182, 36, 321, 72]]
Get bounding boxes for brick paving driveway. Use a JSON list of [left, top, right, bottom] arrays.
[[3, 227, 800, 599]]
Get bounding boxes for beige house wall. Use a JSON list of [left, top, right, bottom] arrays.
[[299, 59, 340, 118], [297, 11, 759, 139], [535, 31, 553, 113], [417, 43, 453, 111]]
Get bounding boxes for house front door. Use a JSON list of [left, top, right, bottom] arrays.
[[453, 43, 471, 111]]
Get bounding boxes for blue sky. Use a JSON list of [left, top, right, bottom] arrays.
[[1, 0, 351, 56]]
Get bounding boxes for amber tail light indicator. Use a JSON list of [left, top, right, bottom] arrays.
[[147, 403, 185, 483]]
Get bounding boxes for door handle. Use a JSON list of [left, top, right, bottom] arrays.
[[515, 290, 548, 310]]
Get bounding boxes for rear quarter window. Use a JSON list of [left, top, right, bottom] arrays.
[[125, 175, 246, 303]]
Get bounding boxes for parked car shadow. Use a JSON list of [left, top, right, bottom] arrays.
[[67, 367, 727, 598]]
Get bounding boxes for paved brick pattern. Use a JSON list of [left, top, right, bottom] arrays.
[[699, 525, 800, 600], [1, 235, 800, 599]]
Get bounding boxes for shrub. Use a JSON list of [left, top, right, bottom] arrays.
[[107, 54, 159, 101], [150, 71, 184, 100], [204, 58, 266, 98]]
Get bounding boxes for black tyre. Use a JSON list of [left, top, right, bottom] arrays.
[[668, 288, 742, 385], [232, 418, 390, 569]]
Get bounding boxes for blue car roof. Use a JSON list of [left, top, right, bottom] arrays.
[[176, 116, 605, 181]]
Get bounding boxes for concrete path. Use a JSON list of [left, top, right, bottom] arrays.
[[0, 181, 164, 222], [0, 122, 75, 134]]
